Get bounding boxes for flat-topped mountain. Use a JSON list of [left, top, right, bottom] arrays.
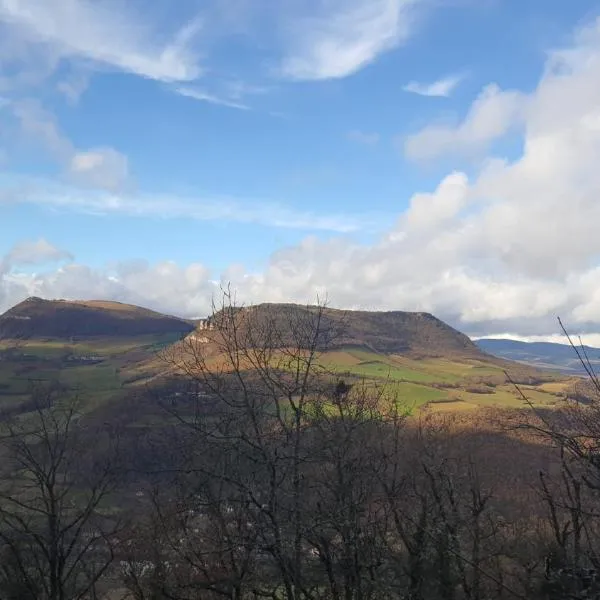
[[208, 303, 484, 358], [0, 297, 195, 340]]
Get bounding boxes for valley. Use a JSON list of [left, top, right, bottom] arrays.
[[0, 298, 581, 418]]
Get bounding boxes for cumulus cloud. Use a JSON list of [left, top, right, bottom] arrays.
[[403, 73, 464, 97], [0, 239, 72, 309], [278, 0, 420, 81], [404, 84, 526, 160], [5, 17, 600, 343]]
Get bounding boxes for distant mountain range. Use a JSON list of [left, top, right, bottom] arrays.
[[476, 338, 600, 375]]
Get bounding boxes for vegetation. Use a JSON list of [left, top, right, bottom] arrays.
[[1, 297, 600, 598], [0, 389, 121, 599], [0, 298, 574, 416]]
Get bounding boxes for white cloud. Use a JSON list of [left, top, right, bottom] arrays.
[[403, 73, 464, 97], [175, 87, 250, 111], [68, 148, 129, 192], [1, 177, 374, 233], [402, 171, 470, 231], [4, 98, 129, 191], [404, 83, 526, 160], [347, 130, 380, 145], [474, 333, 600, 347], [6, 239, 72, 266], [56, 70, 90, 105], [6, 16, 600, 342], [11, 98, 73, 160], [278, 0, 420, 81], [0, 0, 202, 83]]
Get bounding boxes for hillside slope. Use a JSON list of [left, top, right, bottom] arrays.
[[0, 297, 195, 340], [0, 299, 576, 418], [215, 303, 485, 358]]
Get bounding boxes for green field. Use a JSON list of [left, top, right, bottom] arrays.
[[0, 338, 575, 416], [318, 347, 571, 411], [0, 335, 167, 412]]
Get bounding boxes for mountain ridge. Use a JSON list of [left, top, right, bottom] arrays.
[[205, 302, 488, 359], [1, 298, 485, 359], [0, 297, 195, 340], [476, 338, 600, 374]]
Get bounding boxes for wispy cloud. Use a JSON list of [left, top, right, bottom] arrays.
[[175, 78, 273, 111], [68, 148, 129, 192], [175, 86, 251, 111], [10, 98, 72, 159], [5, 98, 130, 190], [1, 177, 379, 233], [56, 69, 90, 105], [403, 73, 465, 97], [6, 238, 72, 266], [0, 0, 203, 83], [347, 130, 380, 145], [278, 0, 421, 81]]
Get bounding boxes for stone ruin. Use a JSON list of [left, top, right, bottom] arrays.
[[197, 319, 215, 331]]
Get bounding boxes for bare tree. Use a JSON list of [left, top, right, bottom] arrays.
[[155, 292, 373, 598], [506, 318, 600, 599], [134, 293, 562, 600], [0, 386, 122, 600]]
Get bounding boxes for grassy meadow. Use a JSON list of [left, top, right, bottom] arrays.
[[0, 333, 182, 411], [0, 336, 577, 416], [318, 346, 572, 412]]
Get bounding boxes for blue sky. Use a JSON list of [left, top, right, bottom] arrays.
[[2, 0, 600, 341]]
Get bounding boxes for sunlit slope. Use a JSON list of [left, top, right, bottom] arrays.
[[0, 300, 579, 415], [318, 346, 572, 410]]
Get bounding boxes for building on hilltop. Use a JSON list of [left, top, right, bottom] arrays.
[[197, 318, 215, 331]]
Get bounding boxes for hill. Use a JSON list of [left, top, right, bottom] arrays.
[[476, 338, 600, 374], [164, 303, 573, 413], [0, 297, 195, 340], [0, 299, 580, 418], [215, 303, 484, 358]]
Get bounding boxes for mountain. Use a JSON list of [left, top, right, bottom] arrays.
[[0, 297, 195, 340], [0, 297, 483, 357], [475, 338, 600, 374], [0, 299, 576, 420], [206, 303, 488, 359]]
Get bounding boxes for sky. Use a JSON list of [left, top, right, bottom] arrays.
[[2, 0, 600, 343]]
